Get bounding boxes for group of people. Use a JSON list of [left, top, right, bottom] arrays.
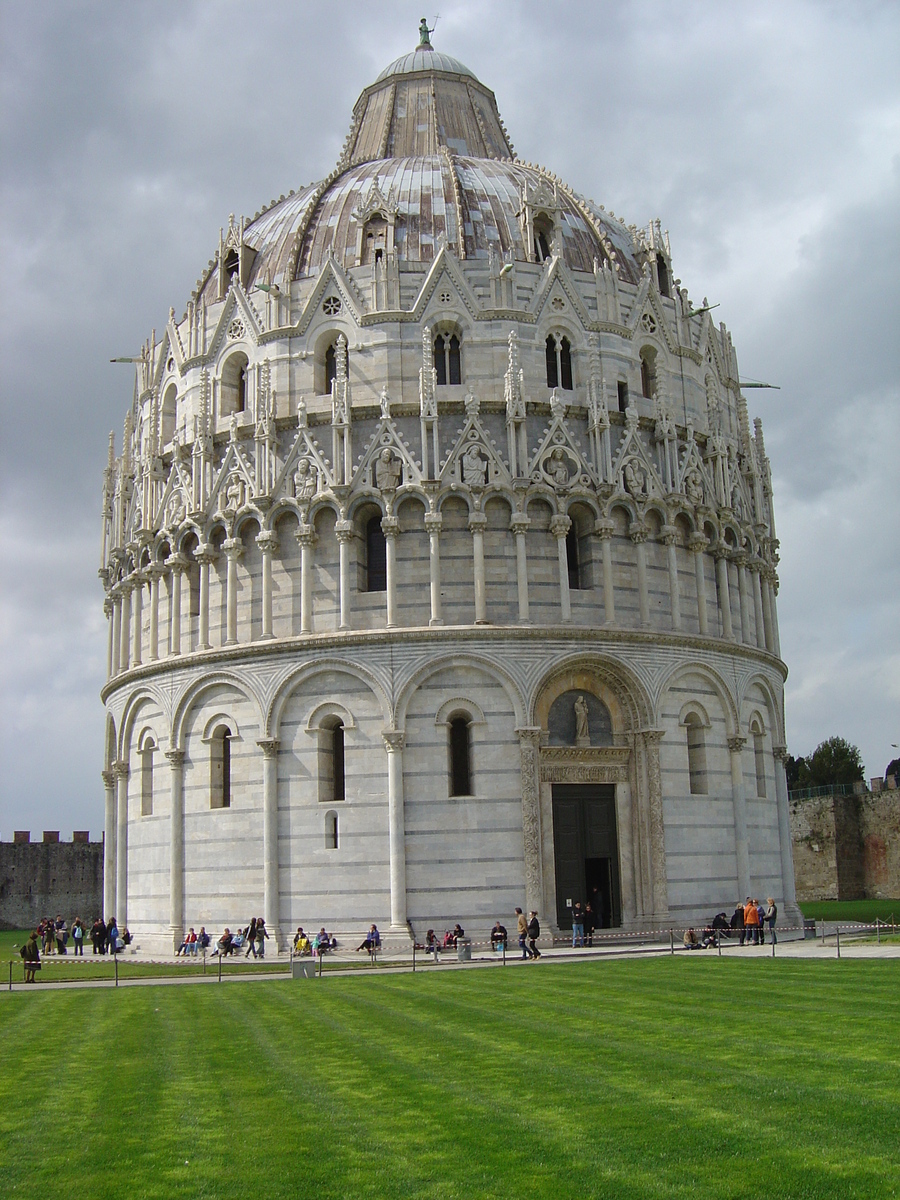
[[683, 898, 778, 949], [175, 927, 211, 955], [294, 927, 337, 955], [214, 918, 270, 958], [19, 915, 129, 981]]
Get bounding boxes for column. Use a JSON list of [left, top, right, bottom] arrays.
[[510, 514, 530, 623], [166, 749, 185, 950], [630, 523, 650, 627], [296, 525, 315, 634], [256, 531, 278, 640], [689, 534, 709, 635], [111, 594, 122, 674], [661, 527, 682, 631], [102, 769, 117, 918], [596, 520, 615, 624], [615, 780, 636, 923], [115, 761, 129, 926], [551, 514, 572, 623], [772, 745, 798, 909], [383, 517, 400, 628], [714, 548, 734, 640], [148, 567, 161, 661], [424, 513, 443, 625], [105, 601, 115, 678], [728, 736, 750, 897], [641, 729, 669, 920], [469, 511, 488, 624], [767, 576, 782, 658], [131, 573, 144, 666], [223, 538, 243, 645], [516, 728, 544, 917], [119, 582, 131, 671], [382, 730, 407, 929], [750, 561, 766, 649], [168, 556, 185, 655], [258, 739, 282, 947], [760, 569, 775, 653], [195, 545, 215, 649], [336, 521, 353, 631], [735, 554, 750, 644]]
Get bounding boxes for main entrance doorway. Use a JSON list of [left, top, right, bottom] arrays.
[[552, 784, 621, 929]]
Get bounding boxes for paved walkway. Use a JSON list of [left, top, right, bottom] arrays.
[[4, 933, 897, 993]]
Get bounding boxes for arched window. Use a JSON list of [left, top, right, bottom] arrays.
[[684, 714, 707, 796], [640, 347, 657, 400], [434, 332, 461, 386], [545, 335, 573, 391], [533, 214, 554, 261], [365, 516, 387, 592], [221, 353, 248, 418], [318, 719, 345, 805], [362, 217, 388, 265], [449, 715, 472, 797], [223, 249, 239, 286], [657, 256, 670, 298], [752, 723, 767, 798], [325, 810, 339, 850], [161, 383, 177, 447], [140, 736, 155, 816], [325, 342, 337, 394], [210, 725, 232, 809], [617, 380, 629, 413]]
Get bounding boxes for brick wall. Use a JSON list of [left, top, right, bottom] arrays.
[[0, 838, 103, 930], [790, 788, 900, 901]]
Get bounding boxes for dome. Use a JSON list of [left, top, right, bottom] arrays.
[[375, 47, 479, 82]]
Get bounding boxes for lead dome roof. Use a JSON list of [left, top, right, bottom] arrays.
[[201, 33, 643, 298]]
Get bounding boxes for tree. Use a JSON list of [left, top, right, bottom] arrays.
[[804, 736, 865, 789]]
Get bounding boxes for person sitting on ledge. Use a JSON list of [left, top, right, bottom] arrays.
[[490, 921, 507, 951], [293, 927, 311, 955], [451, 923, 465, 947], [313, 928, 334, 954], [425, 929, 440, 960], [683, 928, 702, 950], [356, 924, 381, 952], [176, 928, 197, 956], [216, 928, 235, 956]]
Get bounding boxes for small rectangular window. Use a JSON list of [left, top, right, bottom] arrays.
[[617, 381, 629, 413]]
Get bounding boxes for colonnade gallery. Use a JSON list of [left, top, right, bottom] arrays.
[[100, 26, 799, 952]]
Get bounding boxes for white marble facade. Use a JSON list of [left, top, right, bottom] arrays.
[[100, 28, 800, 952]]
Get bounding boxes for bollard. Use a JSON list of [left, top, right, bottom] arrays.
[[836, 927, 841, 959], [318, 951, 323, 978], [503, 940, 506, 966], [669, 928, 674, 955], [412, 941, 416, 973], [114, 952, 119, 987], [876, 919, 880, 945], [218, 952, 222, 982], [771, 936, 775, 958], [717, 930, 721, 957], [203, 948, 207, 975], [8, 961, 11, 991], [821, 919, 826, 945]]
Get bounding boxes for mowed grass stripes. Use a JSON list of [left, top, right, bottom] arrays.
[[1, 958, 897, 1199]]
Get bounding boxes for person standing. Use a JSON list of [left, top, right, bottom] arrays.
[[584, 902, 596, 947], [571, 902, 585, 948], [515, 907, 531, 959], [744, 898, 760, 946], [731, 901, 746, 946], [527, 911, 541, 960], [71, 919, 84, 956], [255, 918, 269, 959], [245, 917, 258, 958], [764, 897, 778, 944], [20, 931, 41, 983]]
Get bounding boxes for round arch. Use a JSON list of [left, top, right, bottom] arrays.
[[531, 654, 653, 735], [171, 672, 263, 751], [394, 652, 527, 731], [266, 657, 391, 740]]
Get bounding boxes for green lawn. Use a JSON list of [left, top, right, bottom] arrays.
[[1, 959, 897, 1199], [799, 899, 900, 924]]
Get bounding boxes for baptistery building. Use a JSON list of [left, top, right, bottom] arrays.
[[99, 26, 800, 952]]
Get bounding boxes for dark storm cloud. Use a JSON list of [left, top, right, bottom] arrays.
[[0, 0, 897, 836]]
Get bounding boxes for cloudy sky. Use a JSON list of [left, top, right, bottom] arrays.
[[1, 0, 898, 838]]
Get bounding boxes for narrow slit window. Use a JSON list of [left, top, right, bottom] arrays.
[[685, 716, 707, 796], [210, 725, 232, 809], [365, 517, 387, 592], [325, 810, 339, 850], [325, 343, 337, 393], [449, 716, 472, 797], [434, 333, 462, 386], [753, 728, 767, 798], [566, 524, 581, 590], [140, 738, 155, 816], [617, 380, 629, 413]]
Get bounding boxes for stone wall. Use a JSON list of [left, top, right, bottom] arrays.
[[790, 788, 900, 901], [0, 837, 104, 930]]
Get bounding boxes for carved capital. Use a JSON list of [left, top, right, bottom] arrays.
[[424, 513, 443, 535], [659, 525, 678, 546], [165, 749, 186, 768], [335, 520, 354, 543], [549, 514, 571, 539], [195, 543, 218, 566], [101, 769, 116, 788], [166, 553, 189, 573], [640, 728, 666, 745], [727, 736, 747, 754], [713, 545, 731, 562], [593, 519, 614, 540], [772, 744, 788, 762], [114, 760, 130, 779], [687, 533, 708, 553], [222, 537, 244, 560], [256, 531, 279, 555], [295, 525, 316, 548], [509, 514, 530, 535], [381, 729, 405, 753], [257, 738, 280, 758], [467, 512, 488, 533], [629, 522, 649, 545]]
